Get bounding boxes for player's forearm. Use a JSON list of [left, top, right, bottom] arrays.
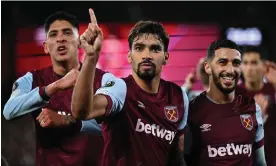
[[44, 81, 60, 97], [72, 55, 97, 120], [61, 114, 76, 126], [3, 82, 63, 120], [3, 71, 66, 120], [53, 114, 83, 135], [3, 87, 48, 120]]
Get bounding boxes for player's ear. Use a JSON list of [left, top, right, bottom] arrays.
[[43, 41, 49, 54], [127, 51, 132, 63], [163, 52, 169, 65], [204, 61, 211, 75]]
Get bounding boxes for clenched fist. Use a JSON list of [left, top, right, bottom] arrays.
[[36, 108, 70, 128]]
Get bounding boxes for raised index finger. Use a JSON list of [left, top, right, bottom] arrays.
[[89, 8, 97, 25]]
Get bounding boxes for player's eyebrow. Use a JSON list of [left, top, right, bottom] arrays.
[[217, 58, 228, 62], [62, 28, 73, 32], [233, 58, 241, 64], [48, 29, 58, 34], [133, 42, 145, 47], [150, 44, 162, 49], [134, 42, 162, 48], [48, 28, 73, 35]]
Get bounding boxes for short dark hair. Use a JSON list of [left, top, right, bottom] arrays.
[[241, 46, 266, 60], [44, 11, 79, 33], [128, 21, 169, 52], [242, 46, 260, 54], [206, 39, 241, 61]]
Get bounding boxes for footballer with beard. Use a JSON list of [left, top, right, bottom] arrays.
[[72, 18, 189, 166], [185, 40, 267, 166]]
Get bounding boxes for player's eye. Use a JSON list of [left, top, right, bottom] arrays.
[[135, 46, 143, 51], [151, 46, 161, 53], [251, 61, 258, 65], [48, 32, 57, 38], [218, 60, 227, 66], [233, 60, 241, 67], [64, 30, 73, 35]]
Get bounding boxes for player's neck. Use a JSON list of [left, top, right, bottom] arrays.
[[52, 59, 79, 76], [203, 85, 209, 91], [206, 84, 235, 104], [132, 73, 160, 94], [245, 79, 264, 92]]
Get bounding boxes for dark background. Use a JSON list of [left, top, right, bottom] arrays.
[[2, 2, 276, 166]]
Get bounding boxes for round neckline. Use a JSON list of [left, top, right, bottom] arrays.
[[202, 91, 236, 106], [129, 75, 161, 97], [51, 62, 82, 79]]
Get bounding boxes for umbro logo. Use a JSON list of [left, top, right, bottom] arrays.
[[138, 101, 145, 108], [200, 124, 212, 132]]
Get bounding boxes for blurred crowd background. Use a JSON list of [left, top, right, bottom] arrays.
[[2, 1, 276, 166]]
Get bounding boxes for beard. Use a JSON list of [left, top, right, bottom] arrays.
[[211, 68, 239, 94], [136, 60, 157, 81]]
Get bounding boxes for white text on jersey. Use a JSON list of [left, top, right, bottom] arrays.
[[208, 143, 252, 157], [135, 118, 176, 144]]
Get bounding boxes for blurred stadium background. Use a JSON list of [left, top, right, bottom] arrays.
[[2, 1, 276, 166]]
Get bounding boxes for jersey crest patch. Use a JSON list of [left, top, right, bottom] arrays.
[[103, 81, 115, 88], [240, 114, 253, 131], [164, 106, 178, 122]]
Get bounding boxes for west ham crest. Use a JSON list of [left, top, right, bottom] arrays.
[[164, 106, 178, 122], [240, 114, 253, 131]]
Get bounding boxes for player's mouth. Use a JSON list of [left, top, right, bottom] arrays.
[[57, 45, 68, 55], [220, 75, 235, 86], [246, 73, 254, 78], [140, 63, 154, 70]]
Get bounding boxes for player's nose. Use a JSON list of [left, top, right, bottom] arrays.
[[141, 48, 152, 59], [225, 64, 235, 74], [56, 32, 66, 43]]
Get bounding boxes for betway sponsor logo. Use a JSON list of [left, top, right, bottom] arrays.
[[135, 119, 176, 144], [208, 143, 252, 157]]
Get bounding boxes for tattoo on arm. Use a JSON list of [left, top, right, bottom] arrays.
[[64, 115, 76, 125]]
